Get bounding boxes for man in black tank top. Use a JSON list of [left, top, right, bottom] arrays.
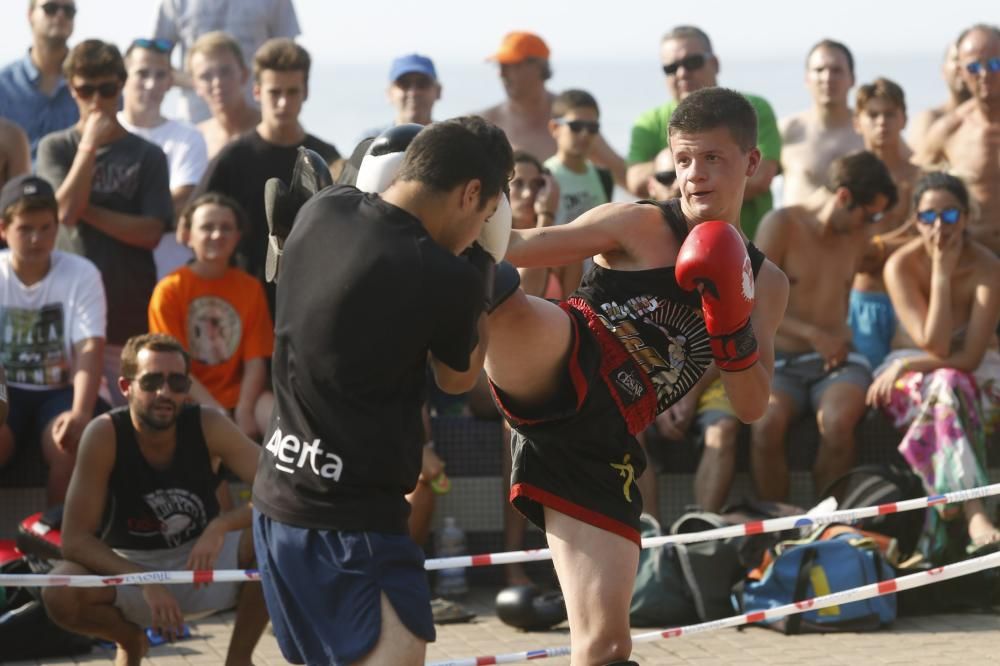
[[42, 334, 268, 666], [482, 88, 790, 664]]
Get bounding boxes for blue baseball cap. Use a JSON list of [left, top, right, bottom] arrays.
[[389, 54, 437, 83]]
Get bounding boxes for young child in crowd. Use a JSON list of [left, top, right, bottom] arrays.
[[543, 89, 614, 296], [148, 193, 274, 440]]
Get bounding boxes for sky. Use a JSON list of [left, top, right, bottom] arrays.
[[0, 0, 994, 66]]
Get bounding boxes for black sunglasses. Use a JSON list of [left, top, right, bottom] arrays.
[[40, 2, 76, 18], [130, 38, 174, 54], [556, 119, 600, 134], [133, 372, 192, 394], [662, 53, 707, 76], [74, 81, 121, 99], [653, 170, 677, 186]]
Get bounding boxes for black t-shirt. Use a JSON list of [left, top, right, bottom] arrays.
[[251, 185, 482, 533], [194, 130, 340, 313]]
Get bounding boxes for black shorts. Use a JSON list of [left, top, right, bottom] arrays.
[[492, 301, 652, 545]]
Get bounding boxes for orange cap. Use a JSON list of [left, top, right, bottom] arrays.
[[488, 31, 550, 64]]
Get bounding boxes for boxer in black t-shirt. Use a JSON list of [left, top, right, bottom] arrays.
[[252, 116, 514, 666]]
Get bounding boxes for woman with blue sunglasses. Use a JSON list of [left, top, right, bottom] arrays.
[[867, 171, 1000, 561]]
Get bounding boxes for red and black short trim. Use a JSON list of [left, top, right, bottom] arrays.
[[490, 302, 648, 545]]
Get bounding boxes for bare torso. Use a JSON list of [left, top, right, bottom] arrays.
[[198, 111, 260, 160], [780, 111, 864, 205], [852, 159, 922, 293], [480, 102, 557, 162], [889, 238, 1000, 353], [771, 207, 866, 353], [938, 106, 1000, 253]]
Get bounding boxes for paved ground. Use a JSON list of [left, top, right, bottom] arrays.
[[2, 586, 999, 665]]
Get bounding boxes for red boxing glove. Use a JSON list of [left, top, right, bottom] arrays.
[[675, 221, 758, 371]]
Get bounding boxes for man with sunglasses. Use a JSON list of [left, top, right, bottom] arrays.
[[0, 1, 79, 160], [627, 25, 781, 240], [36, 40, 173, 407], [750, 151, 897, 502], [780, 39, 864, 207], [43, 332, 269, 666], [918, 24, 1000, 255], [646, 147, 681, 201]]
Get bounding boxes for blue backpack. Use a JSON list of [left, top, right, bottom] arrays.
[[735, 525, 897, 634]]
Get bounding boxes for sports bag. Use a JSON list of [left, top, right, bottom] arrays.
[[736, 524, 896, 634]]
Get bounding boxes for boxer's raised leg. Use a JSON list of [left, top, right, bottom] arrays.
[[485, 289, 573, 408]]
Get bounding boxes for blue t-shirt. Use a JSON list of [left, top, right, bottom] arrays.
[[0, 52, 79, 160]]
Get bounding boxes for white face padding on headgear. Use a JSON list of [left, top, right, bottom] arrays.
[[479, 193, 512, 262], [355, 150, 406, 194], [354, 123, 424, 193]]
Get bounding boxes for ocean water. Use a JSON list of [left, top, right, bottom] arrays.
[[279, 53, 945, 160]]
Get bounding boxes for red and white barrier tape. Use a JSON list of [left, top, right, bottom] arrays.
[[0, 569, 260, 588], [427, 549, 1000, 666], [3, 482, 999, 588], [423, 482, 1000, 571]]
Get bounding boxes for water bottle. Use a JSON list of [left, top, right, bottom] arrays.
[[434, 516, 468, 598]]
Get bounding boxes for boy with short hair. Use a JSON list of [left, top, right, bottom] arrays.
[[194, 37, 340, 315], [543, 88, 613, 295], [0, 174, 106, 504], [36, 39, 173, 407]]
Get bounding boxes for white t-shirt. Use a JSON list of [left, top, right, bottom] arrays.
[[117, 116, 204, 281], [0, 250, 107, 390], [117, 116, 209, 190]]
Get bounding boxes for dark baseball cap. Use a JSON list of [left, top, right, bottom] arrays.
[[0, 175, 56, 215]]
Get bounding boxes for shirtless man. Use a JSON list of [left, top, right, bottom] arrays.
[[0, 119, 30, 187], [910, 41, 971, 154], [918, 24, 1000, 254], [849, 78, 922, 369], [478, 31, 626, 188], [780, 39, 864, 205], [752, 151, 897, 500], [187, 32, 260, 159]]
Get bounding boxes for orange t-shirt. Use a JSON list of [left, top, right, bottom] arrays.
[[148, 266, 274, 409]]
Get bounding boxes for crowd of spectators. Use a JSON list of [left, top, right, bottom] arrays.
[[1, 0, 999, 607]]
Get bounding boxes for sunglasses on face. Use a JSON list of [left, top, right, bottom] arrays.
[[662, 53, 707, 76], [510, 177, 545, 192], [917, 207, 962, 225], [132, 372, 192, 393], [555, 118, 600, 134], [40, 2, 76, 18], [653, 170, 677, 186], [74, 81, 121, 99], [965, 57, 1000, 76], [130, 38, 174, 54]]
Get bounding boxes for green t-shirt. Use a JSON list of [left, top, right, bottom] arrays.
[[627, 92, 782, 239]]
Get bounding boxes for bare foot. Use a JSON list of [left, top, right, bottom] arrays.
[[115, 634, 149, 666], [966, 512, 1000, 550]]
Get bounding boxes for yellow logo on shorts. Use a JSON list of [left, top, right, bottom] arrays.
[[610, 454, 635, 503]]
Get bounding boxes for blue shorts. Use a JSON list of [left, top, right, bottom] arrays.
[[848, 290, 896, 370], [252, 509, 435, 665], [5, 386, 74, 451]]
